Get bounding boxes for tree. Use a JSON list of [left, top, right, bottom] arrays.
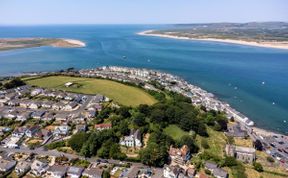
[[139, 142, 168, 167], [201, 139, 210, 149], [253, 162, 264, 172], [221, 156, 238, 167], [150, 109, 165, 123], [253, 140, 263, 151], [103, 170, 110, 178], [117, 106, 131, 118], [178, 135, 199, 153], [266, 156, 274, 163], [68, 132, 90, 152], [3, 78, 25, 89], [138, 104, 150, 115], [133, 113, 147, 127]]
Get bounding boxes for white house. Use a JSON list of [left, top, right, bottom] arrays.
[[120, 129, 142, 147]]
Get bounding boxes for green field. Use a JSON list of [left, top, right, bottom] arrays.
[[164, 124, 190, 141], [25, 76, 157, 106]]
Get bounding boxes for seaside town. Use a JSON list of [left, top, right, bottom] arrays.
[[0, 66, 287, 178]]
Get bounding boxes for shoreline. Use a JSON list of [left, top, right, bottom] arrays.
[[138, 30, 288, 50], [0, 38, 86, 51], [12, 67, 286, 137]]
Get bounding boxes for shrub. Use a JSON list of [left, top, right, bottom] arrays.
[[253, 162, 264, 172]]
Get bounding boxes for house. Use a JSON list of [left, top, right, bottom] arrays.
[[42, 112, 55, 121], [120, 129, 142, 147], [19, 100, 31, 108], [67, 166, 84, 178], [0, 158, 16, 174], [31, 88, 43, 96], [169, 145, 191, 165], [64, 102, 78, 111], [25, 126, 41, 138], [42, 101, 54, 109], [31, 111, 46, 119], [65, 82, 73, 87], [55, 113, 68, 122], [54, 125, 70, 136], [7, 99, 20, 106], [76, 125, 87, 133], [186, 167, 196, 178], [82, 168, 103, 178], [52, 103, 65, 111], [94, 123, 112, 131], [31, 160, 49, 176], [163, 165, 184, 178], [29, 102, 41, 109], [47, 165, 68, 178], [16, 111, 32, 121], [204, 161, 218, 172], [225, 144, 256, 163], [15, 161, 31, 176], [94, 94, 104, 103], [4, 137, 20, 148], [226, 123, 247, 138], [12, 127, 27, 138], [4, 110, 17, 119], [137, 167, 153, 178], [213, 168, 228, 178], [204, 161, 228, 178]]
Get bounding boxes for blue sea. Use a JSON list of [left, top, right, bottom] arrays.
[[0, 25, 288, 134]]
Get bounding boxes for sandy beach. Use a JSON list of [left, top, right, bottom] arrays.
[[62, 39, 86, 47], [138, 30, 288, 50]]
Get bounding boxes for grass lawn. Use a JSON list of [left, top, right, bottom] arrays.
[[164, 124, 190, 141], [25, 75, 157, 106], [196, 127, 227, 157]]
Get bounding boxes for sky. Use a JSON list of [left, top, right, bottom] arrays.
[[0, 0, 287, 25]]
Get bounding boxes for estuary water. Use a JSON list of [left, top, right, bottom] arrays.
[[0, 25, 288, 134]]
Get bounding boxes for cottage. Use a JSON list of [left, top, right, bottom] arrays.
[[31, 88, 43, 96], [225, 144, 256, 163], [55, 113, 68, 122], [4, 137, 20, 148], [19, 100, 31, 108], [4, 110, 17, 119], [204, 161, 228, 178], [64, 102, 78, 111], [120, 129, 142, 147], [226, 123, 247, 138], [31, 160, 49, 176], [94, 123, 112, 131], [31, 111, 46, 119], [47, 165, 68, 178], [15, 161, 31, 176], [41, 101, 54, 109], [82, 168, 103, 178], [54, 125, 70, 136], [213, 168, 228, 178], [7, 99, 20, 106], [0, 158, 16, 174], [52, 103, 65, 111], [29, 102, 41, 109], [16, 111, 32, 121], [12, 127, 27, 138], [204, 161, 218, 172], [67, 166, 84, 178], [42, 112, 55, 121], [76, 125, 87, 133], [25, 126, 41, 138]]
